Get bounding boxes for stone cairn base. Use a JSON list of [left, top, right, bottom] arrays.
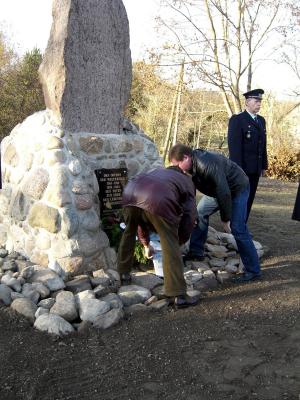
[[0, 226, 265, 336], [0, 110, 162, 276]]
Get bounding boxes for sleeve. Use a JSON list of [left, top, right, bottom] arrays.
[[207, 163, 232, 222], [215, 180, 232, 222], [261, 117, 268, 170], [228, 115, 243, 168]]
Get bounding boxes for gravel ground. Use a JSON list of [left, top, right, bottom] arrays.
[[0, 177, 299, 400]]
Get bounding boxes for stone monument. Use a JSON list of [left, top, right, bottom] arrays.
[[0, 0, 162, 276], [39, 0, 132, 134]]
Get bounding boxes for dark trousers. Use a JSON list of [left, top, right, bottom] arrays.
[[189, 186, 260, 275], [246, 174, 260, 220], [117, 207, 187, 297]]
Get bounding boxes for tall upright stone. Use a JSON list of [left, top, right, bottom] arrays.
[[39, 0, 132, 134]]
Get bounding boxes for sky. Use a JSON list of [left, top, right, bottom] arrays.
[[0, 0, 298, 99], [0, 0, 161, 60]]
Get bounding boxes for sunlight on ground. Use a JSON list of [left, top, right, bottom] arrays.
[[262, 256, 300, 267], [253, 203, 293, 210]]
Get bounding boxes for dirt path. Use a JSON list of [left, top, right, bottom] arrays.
[[0, 177, 299, 400]]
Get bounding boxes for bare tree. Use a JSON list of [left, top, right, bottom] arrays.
[[277, 42, 300, 123], [162, 60, 185, 161], [158, 0, 287, 116], [272, 0, 300, 123]]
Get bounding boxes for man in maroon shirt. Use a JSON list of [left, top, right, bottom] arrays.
[[117, 165, 199, 308]]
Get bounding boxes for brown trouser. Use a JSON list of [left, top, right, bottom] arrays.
[[117, 207, 187, 297]]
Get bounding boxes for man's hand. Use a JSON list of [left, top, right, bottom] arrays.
[[222, 221, 231, 233], [261, 169, 267, 177], [144, 245, 154, 259]]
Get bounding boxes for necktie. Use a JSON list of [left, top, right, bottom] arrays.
[[254, 115, 261, 128]]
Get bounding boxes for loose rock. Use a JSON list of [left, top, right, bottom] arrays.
[[34, 314, 74, 336], [93, 308, 124, 330], [149, 299, 169, 311], [50, 290, 78, 322], [100, 293, 123, 309], [79, 298, 110, 322], [131, 272, 164, 290], [35, 307, 49, 319], [0, 283, 13, 305], [11, 298, 37, 324], [29, 267, 65, 291], [118, 285, 152, 307], [65, 275, 92, 294], [38, 298, 55, 309]]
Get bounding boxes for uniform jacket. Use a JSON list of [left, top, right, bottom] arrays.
[[122, 166, 197, 244], [191, 149, 249, 222], [228, 110, 268, 175]]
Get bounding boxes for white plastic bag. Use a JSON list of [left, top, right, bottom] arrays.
[[150, 233, 163, 277], [152, 252, 163, 277]]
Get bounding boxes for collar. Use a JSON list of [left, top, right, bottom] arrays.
[[167, 165, 185, 174], [246, 110, 258, 119], [167, 165, 190, 175]]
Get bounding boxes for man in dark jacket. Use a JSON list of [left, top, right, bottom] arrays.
[[292, 181, 300, 221], [227, 89, 268, 219], [169, 144, 261, 282], [117, 166, 199, 308]]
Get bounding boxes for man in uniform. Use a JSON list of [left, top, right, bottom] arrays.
[[227, 89, 268, 219]]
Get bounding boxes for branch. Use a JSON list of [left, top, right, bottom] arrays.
[[276, 101, 300, 124]]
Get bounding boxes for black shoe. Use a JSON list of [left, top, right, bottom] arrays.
[[174, 294, 200, 309], [120, 272, 132, 285], [183, 253, 205, 262], [232, 272, 262, 283]]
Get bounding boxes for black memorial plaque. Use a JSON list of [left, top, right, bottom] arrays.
[[95, 168, 128, 218]]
